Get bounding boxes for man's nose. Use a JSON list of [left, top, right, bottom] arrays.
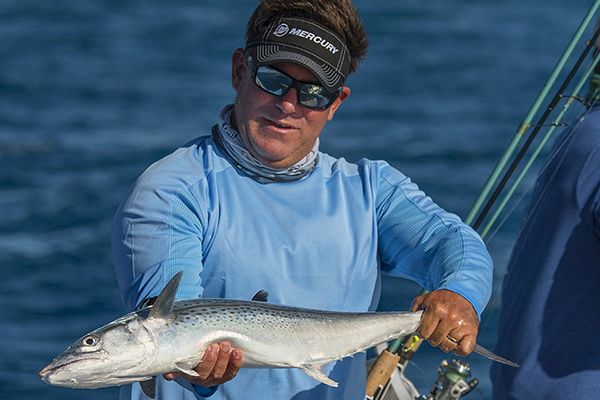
[[276, 87, 299, 114]]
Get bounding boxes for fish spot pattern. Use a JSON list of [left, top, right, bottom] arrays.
[[168, 299, 367, 337]]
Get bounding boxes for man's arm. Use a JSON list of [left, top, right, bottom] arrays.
[[373, 162, 493, 354]]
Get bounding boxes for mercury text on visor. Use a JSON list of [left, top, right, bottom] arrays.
[[274, 24, 340, 55]]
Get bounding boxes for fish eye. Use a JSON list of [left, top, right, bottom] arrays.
[[82, 335, 99, 346]]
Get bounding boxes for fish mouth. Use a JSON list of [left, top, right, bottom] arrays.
[[39, 355, 102, 381]]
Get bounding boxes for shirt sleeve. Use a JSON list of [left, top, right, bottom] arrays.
[[112, 167, 215, 399], [373, 162, 493, 317], [112, 169, 207, 309]]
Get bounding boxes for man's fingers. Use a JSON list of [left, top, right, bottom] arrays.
[[230, 348, 244, 369], [415, 304, 441, 340], [434, 326, 477, 355], [438, 336, 459, 353], [427, 322, 454, 347], [211, 342, 232, 380], [222, 349, 244, 381], [412, 293, 452, 342], [410, 294, 426, 313], [207, 347, 244, 385], [197, 344, 219, 379], [169, 342, 244, 387], [454, 334, 476, 356]]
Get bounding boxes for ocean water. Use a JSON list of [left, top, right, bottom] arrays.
[[0, 0, 591, 399]]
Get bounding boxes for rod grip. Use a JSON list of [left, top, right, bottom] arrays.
[[365, 349, 401, 397]]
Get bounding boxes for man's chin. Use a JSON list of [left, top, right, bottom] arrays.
[[245, 139, 295, 168]]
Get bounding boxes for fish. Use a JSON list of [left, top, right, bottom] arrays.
[[39, 272, 423, 397]]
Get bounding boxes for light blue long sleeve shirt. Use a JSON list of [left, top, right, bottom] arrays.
[[112, 132, 492, 400]]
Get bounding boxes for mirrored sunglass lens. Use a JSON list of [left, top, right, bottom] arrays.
[[299, 85, 331, 108], [255, 65, 334, 109], [255, 67, 291, 96]]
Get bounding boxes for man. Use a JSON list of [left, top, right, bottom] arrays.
[[491, 79, 600, 398], [112, 1, 493, 399]]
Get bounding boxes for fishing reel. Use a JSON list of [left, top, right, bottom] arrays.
[[416, 359, 479, 400]]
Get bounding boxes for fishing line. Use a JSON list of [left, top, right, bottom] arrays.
[[527, 122, 569, 128], [560, 94, 587, 102]]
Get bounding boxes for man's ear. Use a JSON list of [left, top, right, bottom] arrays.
[[231, 48, 247, 91], [327, 86, 351, 121]]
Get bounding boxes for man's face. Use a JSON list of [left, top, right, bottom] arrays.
[[230, 49, 350, 169]]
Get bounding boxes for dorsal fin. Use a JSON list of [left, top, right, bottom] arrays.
[[148, 272, 182, 319], [251, 290, 269, 302]]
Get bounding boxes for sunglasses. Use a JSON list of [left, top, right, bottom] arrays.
[[248, 56, 341, 110]]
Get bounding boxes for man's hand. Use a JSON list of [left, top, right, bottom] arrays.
[[163, 341, 243, 387], [411, 289, 479, 356]]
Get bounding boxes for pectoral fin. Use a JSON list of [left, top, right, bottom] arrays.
[[140, 378, 156, 399], [300, 364, 338, 387], [175, 363, 200, 377]]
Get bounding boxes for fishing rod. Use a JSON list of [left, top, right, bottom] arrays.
[[471, 21, 600, 233], [466, 0, 600, 229], [480, 48, 600, 239], [366, 1, 600, 399]]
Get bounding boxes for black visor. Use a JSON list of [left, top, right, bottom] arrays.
[[245, 17, 352, 94]]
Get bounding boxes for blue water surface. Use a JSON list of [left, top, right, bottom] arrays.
[[0, 0, 590, 398]]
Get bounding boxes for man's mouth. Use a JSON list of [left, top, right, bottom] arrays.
[[264, 118, 295, 130]]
